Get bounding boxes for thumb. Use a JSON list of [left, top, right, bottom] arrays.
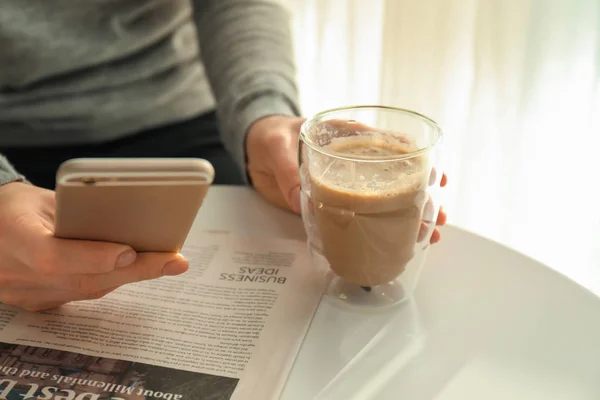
[[272, 144, 302, 214], [20, 223, 136, 276]]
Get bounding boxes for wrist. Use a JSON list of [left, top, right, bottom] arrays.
[[247, 115, 296, 140]]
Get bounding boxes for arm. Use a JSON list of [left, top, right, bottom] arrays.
[[193, 0, 301, 181], [0, 155, 26, 187]]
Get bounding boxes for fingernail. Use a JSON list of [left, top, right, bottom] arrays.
[[290, 187, 301, 213], [429, 169, 437, 186], [162, 259, 189, 276], [116, 249, 137, 268], [422, 200, 435, 223]]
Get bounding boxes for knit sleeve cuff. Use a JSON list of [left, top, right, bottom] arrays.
[[223, 92, 300, 184], [0, 155, 27, 187]]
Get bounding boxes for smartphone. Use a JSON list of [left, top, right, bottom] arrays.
[[54, 158, 214, 252]]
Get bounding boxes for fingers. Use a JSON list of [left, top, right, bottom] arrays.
[[271, 136, 302, 214], [9, 211, 138, 276], [430, 208, 446, 244], [248, 168, 292, 212], [48, 236, 137, 274], [19, 230, 137, 276], [417, 224, 442, 244], [323, 119, 378, 133], [418, 202, 446, 244], [422, 195, 435, 223], [430, 229, 441, 244], [322, 119, 412, 148], [246, 116, 304, 214], [429, 169, 448, 187], [0, 183, 189, 312], [68, 253, 188, 295], [436, 207, 447, 226], [0, 252, 183, 311], [417, 221, 431, 243]]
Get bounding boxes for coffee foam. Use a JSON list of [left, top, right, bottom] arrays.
[[309, 136, 429, 197]]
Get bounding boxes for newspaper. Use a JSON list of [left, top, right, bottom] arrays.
[[0, 231, 326, 400]]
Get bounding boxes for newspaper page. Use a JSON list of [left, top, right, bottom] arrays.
[[0, 231, 326, 400]]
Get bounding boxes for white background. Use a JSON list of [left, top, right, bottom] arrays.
[[289, 0, 600, 294]]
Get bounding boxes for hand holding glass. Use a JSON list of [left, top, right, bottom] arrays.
[[299, 106, 443, 308]]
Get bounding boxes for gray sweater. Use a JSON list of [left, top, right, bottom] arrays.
[[0, 0, 300, 186]]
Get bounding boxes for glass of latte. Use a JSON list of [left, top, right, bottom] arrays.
[[299, 106, 443, 308]]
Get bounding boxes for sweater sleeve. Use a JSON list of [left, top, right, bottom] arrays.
[[193, 0, 301, 182], [0, 155, 26, 187]]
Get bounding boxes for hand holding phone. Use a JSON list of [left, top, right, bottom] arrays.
[[0, 181, 189, 312], [54, 158, 214, 252]]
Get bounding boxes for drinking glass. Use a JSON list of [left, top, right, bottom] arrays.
[[299, 106, 443, 308]]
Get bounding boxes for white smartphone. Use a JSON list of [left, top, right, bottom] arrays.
[[54, 158, 214, 252]]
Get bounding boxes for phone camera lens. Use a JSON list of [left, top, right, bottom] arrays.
[[81, 177, 96, 185]]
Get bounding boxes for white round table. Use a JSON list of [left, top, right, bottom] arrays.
[[198, 186, 600, 400]]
